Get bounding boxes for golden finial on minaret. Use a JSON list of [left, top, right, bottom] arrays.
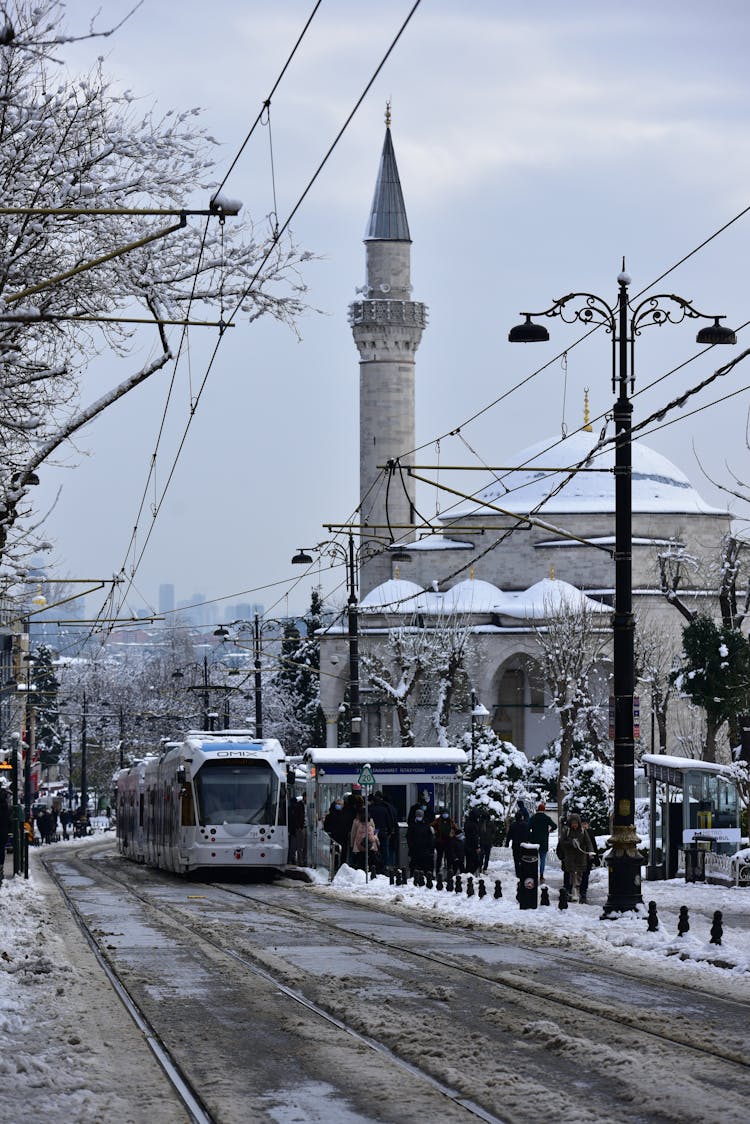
[[469, 565, 475, 580], [394, 564, 400, 579], [549, 563, 555, 581], [385, 100, 391, 129], [583, 388, 592, 432]]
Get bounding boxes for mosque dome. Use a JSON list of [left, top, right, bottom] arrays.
[[445, 429, 726, 518]]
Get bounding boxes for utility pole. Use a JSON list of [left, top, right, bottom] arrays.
[[80, 690, 88, 813]]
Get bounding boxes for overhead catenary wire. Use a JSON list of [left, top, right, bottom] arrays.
[[102, 1, 424, 640]]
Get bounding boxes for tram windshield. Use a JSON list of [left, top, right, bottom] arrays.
[[195, 760, 278, 825]]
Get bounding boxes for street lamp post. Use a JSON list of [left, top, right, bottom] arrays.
[[470, 692, 491, 771], [508, 265, 736, 914], [292, 531, 363, 748], [80, 689, 88, 814]]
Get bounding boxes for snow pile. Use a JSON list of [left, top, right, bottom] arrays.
[[326, 857, 750, 988]]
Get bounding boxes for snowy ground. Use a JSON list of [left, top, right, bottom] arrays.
[[314, 848, 750, 1003], [2, 831, 749, 1117], [0, 823, 187, 1122]]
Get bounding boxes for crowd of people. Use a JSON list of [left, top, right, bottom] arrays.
[[321, 786, 600, 899], [504, 800, 599, 902]]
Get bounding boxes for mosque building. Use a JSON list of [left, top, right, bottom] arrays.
[[318, 115, 733, 755]]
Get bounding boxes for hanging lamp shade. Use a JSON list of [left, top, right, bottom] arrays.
[[695, 317, 737, 346], [508, 314, 549, 343], [291, 549, 314, 565]]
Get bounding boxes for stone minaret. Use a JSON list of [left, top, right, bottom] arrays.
[[349, 107, 427, 595]]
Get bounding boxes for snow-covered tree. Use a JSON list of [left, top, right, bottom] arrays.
[[565, 753, 614, 836], [635, 617, 680, 755], [0, 1, 312, 582], [361, 623, 432, 746], [671, 615, 750, 763], [532, 600, 610, 804], [463, 725, 530, 831], [267, 593, 326, 752], [428, 613, 473, 747], [28, 643, 62, 765]]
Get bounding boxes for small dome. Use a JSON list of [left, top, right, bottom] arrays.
[[359, 579, 427, 613], [497, 578, 609, 620], [442, 579, 504, 613]]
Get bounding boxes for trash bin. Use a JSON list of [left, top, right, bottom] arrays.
[[518, 841, 539, 909], [685, 835, 713, 883]]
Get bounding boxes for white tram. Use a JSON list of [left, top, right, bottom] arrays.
[[116, 732, 289, 874]]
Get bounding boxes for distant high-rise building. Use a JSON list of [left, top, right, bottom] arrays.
[[158, 583, 175, 614]]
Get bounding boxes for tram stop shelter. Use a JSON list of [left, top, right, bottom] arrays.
[[302, 747, 468, 872], [642, 753, 742, 883]]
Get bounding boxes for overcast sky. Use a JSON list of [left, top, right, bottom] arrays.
[[33, 0, 750, 623]]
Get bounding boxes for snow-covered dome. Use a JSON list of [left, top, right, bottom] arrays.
[[442, 578, 504, 613], [496, 578, 609, 620], [359, 578, 428, 613], [446, 429, 725, 518]]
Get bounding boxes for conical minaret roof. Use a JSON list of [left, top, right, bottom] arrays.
[[364, 121, 411, 242]]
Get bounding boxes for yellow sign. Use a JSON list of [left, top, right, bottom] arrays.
[[618, 799, 631, 816], [0, 762, 12, 770]]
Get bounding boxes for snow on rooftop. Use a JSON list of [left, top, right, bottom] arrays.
[[442, 578, 505, 613], [361, 575, 608, 620], [359, 578, 428, 613], [304, 747, 468, 765], [403, 536, 474, 551], [495, 578, 610, 620], [445, 429, 727, 518]]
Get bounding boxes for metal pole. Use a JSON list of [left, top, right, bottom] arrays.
[[67, 727, 73, 805], [202, 655, 210, 731], [80, 690, 88, 814], [471, 689, 477, 771], [23, 658, 32, 820], [254, 613, 263, 738], [348, 533, 361, 749], [364, 787, 369, 882], [603, 269, 643, 915], [119, 706, 125, 769]]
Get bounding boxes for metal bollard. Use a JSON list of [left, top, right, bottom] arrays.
[[518, 842, 539, 910]]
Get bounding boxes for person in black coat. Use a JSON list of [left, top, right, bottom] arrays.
[[463, 807, 481, 874], [370, 792, 396, 870], [504, 810, 531, 877], [323, 799, 349, 869], [406, 809, 435, 876]]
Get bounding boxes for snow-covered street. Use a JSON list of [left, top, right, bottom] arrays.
[[2, 832, 749, 1122]]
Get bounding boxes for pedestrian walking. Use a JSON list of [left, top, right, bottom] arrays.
[[557, 812, 596, 902], [527, 802, 557, 878]]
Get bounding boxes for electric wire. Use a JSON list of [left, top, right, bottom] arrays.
[[103, 1, 423, 635]]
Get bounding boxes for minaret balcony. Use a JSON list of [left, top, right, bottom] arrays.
[[348, 299, 428, 329]]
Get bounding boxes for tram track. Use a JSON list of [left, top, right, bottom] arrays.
[[42, 847, 505, 1124], [43, 845, 750, 1123], [211, 879, 750, 1071]]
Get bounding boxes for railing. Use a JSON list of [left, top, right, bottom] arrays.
[[702, 852, 750, 886]]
